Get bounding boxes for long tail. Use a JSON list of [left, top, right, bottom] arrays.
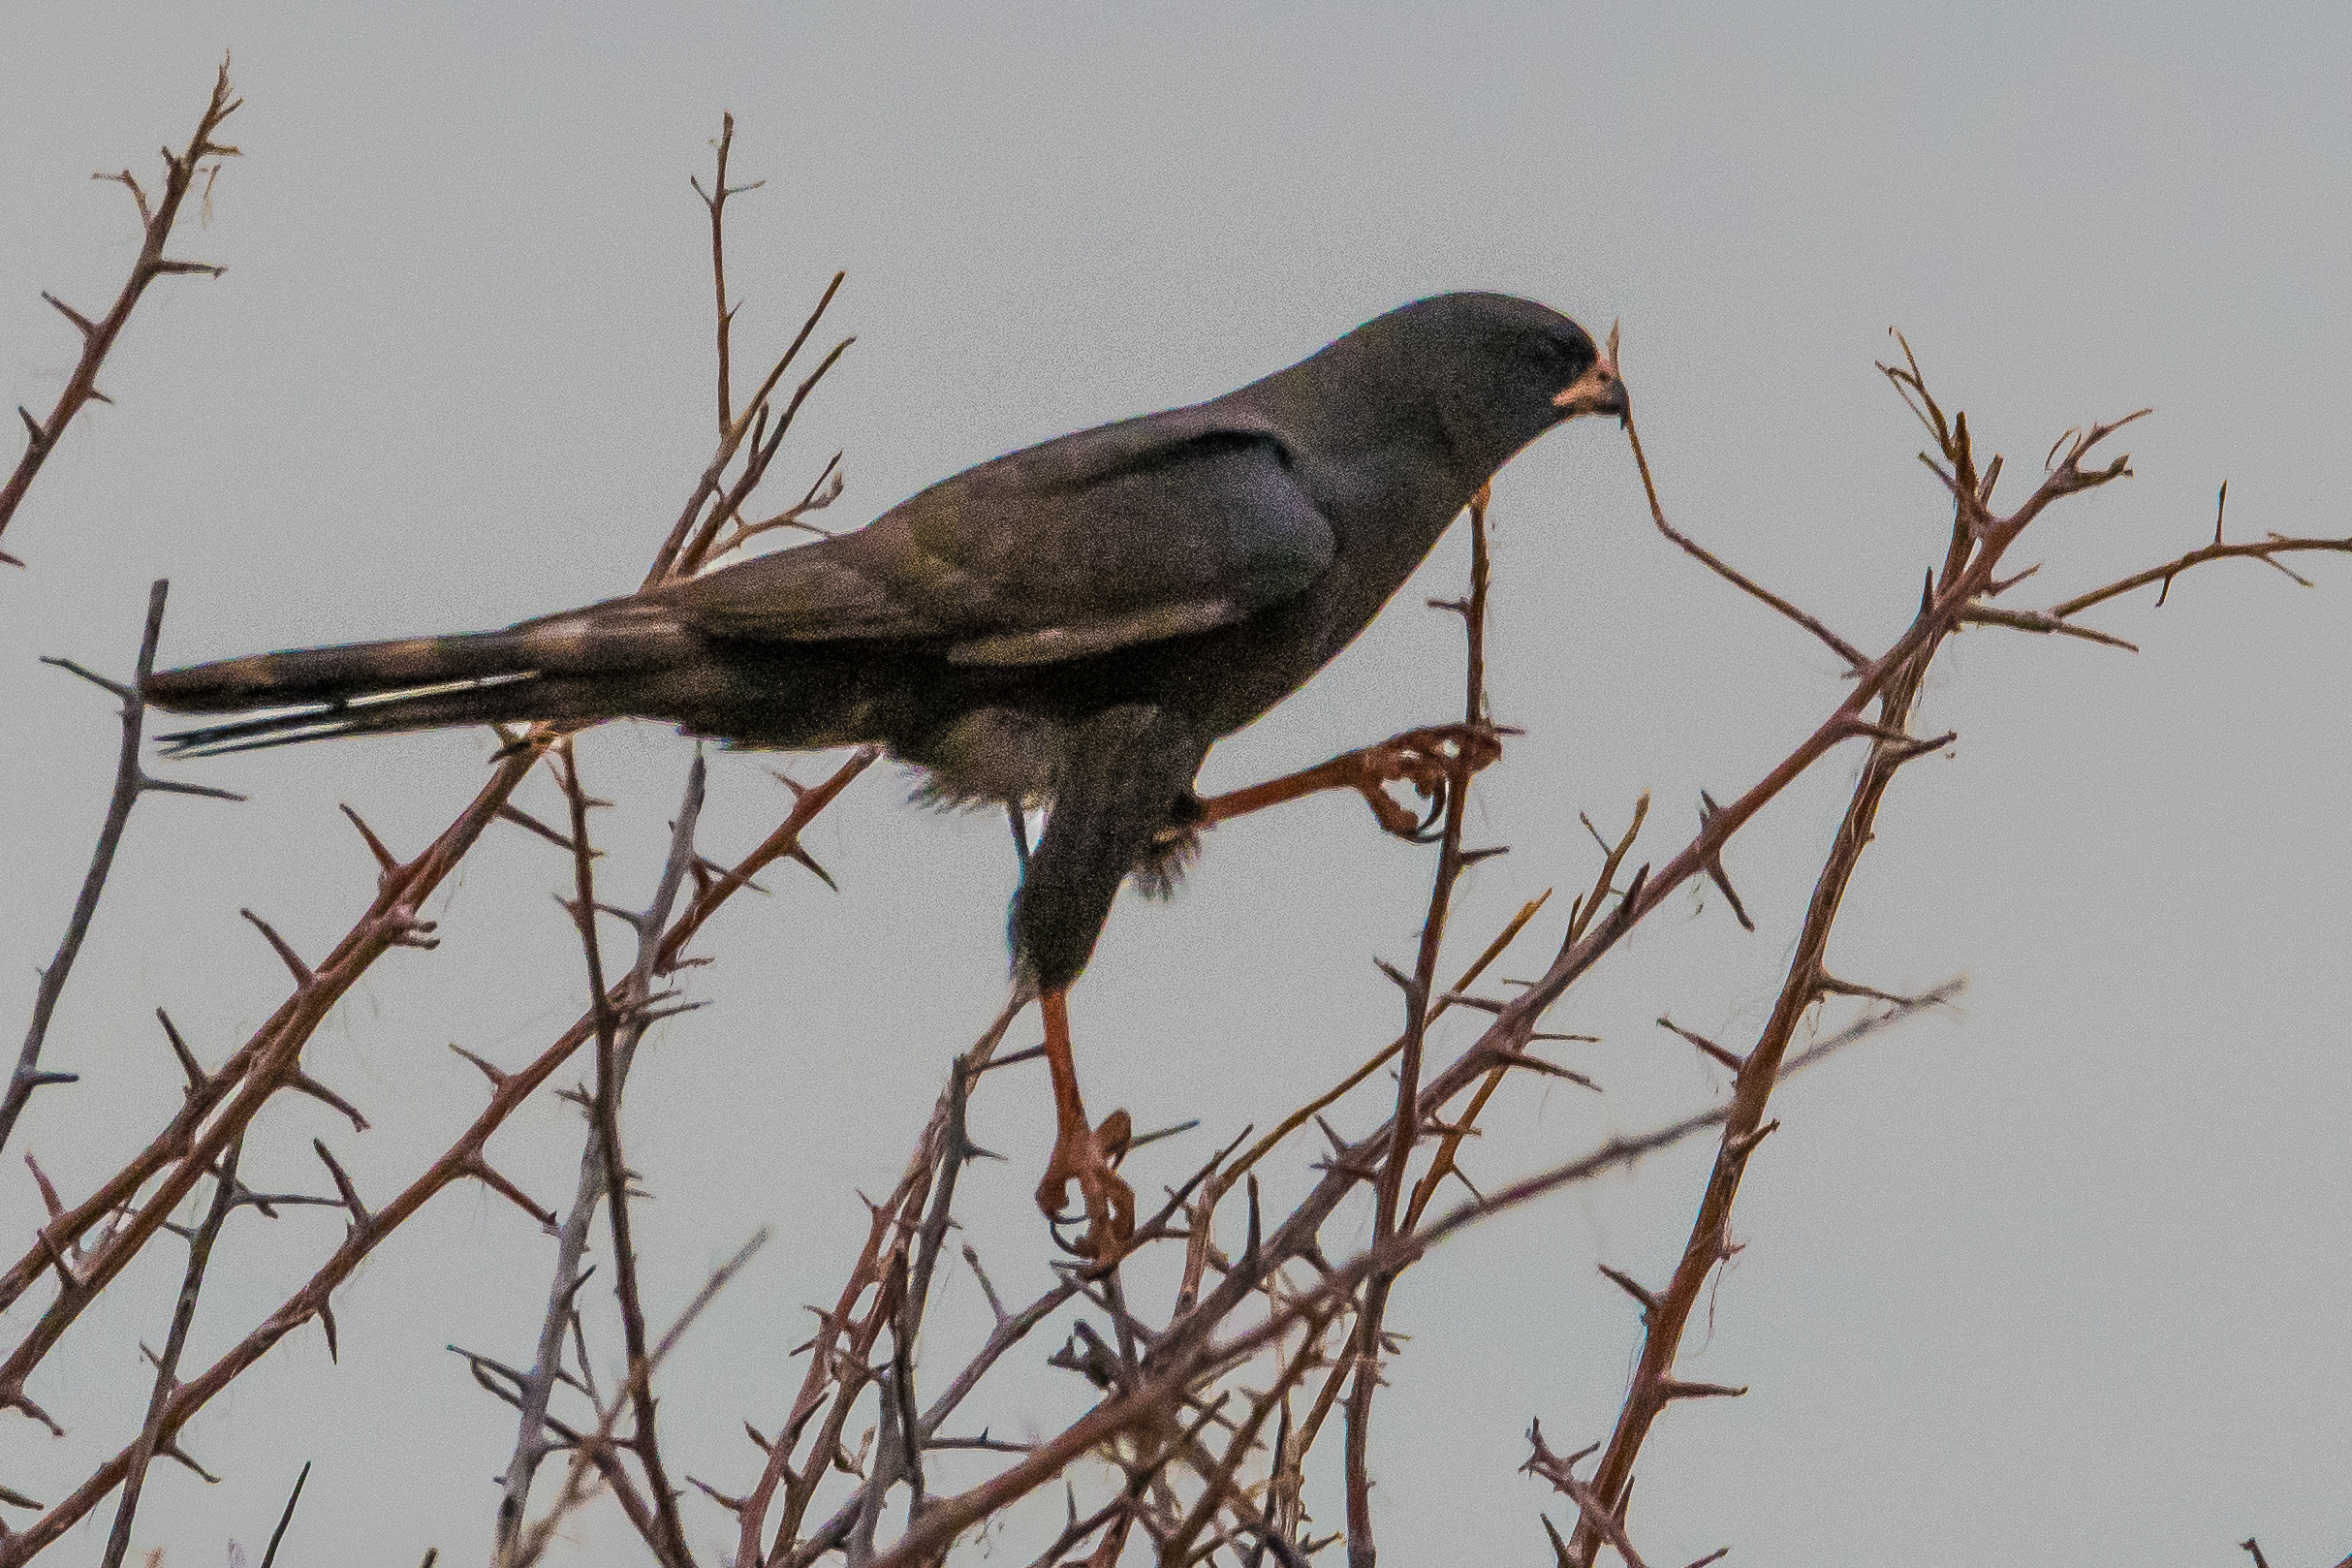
[[144, 604, 700, 757], [148, 673, 648, 756]]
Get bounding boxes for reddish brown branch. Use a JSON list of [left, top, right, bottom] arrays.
[[491, 764, 706, 1552], [0, 740, 549, 1425], [0, 61, 241, 554], [2, 107, 880, 1565], [674, 336, 856, 580], [0, 266, 861, 1382], [0, 746, 864, 1563], [1344, 490, 1492, 1568], [1558, 364, 2120, 1566], [1624, 410, 1868, 671], [854, 1011, 1937, 1568], [646, 276, 850, 586], [690, 112, 760, 434], [1959, 602, 2139, 652], [503, 1231, 769, 1568], [2046, 533, 2352, 621]]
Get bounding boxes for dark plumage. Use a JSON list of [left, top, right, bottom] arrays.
[[151, 292, 1621, 985], [147, 291, 1626, 1253]]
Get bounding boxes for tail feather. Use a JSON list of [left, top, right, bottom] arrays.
[[143, 603, 706, 756], [155, 672, 640, 757], [143, 604, 697, 713]]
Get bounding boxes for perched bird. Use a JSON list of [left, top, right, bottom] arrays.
[[146, 292, 1627, 1256]]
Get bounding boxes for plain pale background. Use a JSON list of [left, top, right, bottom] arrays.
[[3, 4, 2346, 1563]]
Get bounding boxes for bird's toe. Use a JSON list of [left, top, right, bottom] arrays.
[[1035, 1111, 1138, 1261]]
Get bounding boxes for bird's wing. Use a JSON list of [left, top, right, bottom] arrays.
[[653, 410, 1334, 666]]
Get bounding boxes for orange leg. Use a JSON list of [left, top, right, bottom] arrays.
[[1195, 723, 1506, 840], [1033, 988, 1136, 1261]]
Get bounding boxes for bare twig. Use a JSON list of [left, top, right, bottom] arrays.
[[693, 111, 756, 433], [2046, 533, 2352, 622], [0, 260, 865, 1409], [705, 452, 846, 563], [97, 1139, 242, 1568], [1561, 354, 2105, 1565], [1345, 488, 1493, 1568], [561, 740, 695, 1567], [0, 751, 864, 1564], [1622, 400, 1868, 671], [1959, 602, 2140, 652], [5, 582, 242, 1160], [257, 1460, 311, 1568], [504, 1231, 769, 1568], [856, 988, 1945, 1568], [1, 61, 241, 552], [1526, 1421, 1652, 1568], [493, 751, 711, 1561]]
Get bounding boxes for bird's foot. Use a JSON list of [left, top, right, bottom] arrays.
[[1036, 1107, 1136, 1262], [1192, 721, 1511, 842], [1344, 722, 1509, 840]]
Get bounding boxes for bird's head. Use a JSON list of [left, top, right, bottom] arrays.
[[1357, 292, 1628, 483]]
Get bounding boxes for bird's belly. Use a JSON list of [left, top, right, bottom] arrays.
[[903, 704, 1063, 808]]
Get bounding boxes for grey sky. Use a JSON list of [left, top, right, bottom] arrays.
[[3, 4, 2347, 1563]]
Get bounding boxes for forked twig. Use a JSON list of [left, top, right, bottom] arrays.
[[503, 1232, 770, 1568]]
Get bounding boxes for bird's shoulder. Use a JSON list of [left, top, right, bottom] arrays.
[[898, 398, 1329, 584], [945, 398, 1297, 502]]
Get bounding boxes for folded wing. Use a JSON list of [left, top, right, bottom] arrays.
[[653, 409, 1335, 665]]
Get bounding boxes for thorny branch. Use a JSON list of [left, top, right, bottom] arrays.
[[0, 142, 851, 1317], [0, 117, 865, 1562], [1550, 345, 2326, 1565], [489, 746, 716, 1561], [5, 580, 241, 1162], [96, 1139, 242, 1568], [1343, 486, 1496, 1568], [494, 122, 868, 1562], [850, 984, 1946, 1568], [504, 138, 852, 1552], [2041, 480, 2352, 621], [748, 344, 2339, 1568], [504, 1232, 772, 1568], [556, 739, 694, 1567], [1625, 417, 1869, 672], [1563, 555, 1943, 1562], [1, 60, 241, 556], [0, 747, 870, 1564], [10, 94, 2346, 1568]]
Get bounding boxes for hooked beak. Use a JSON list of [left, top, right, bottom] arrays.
[[1552, 355, 1629, 426]]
